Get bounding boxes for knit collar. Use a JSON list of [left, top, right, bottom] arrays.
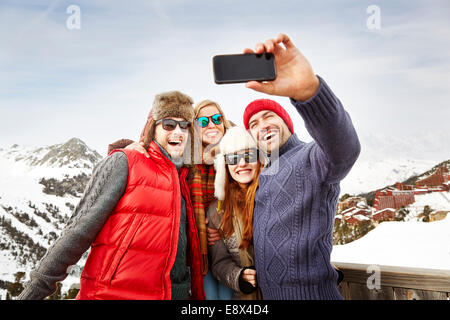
[[262, 133, 304, 171], [279, 133, 303, 157], [264, 133, 304, 159]]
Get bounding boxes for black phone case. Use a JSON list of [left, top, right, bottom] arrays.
[[212, 53, 277, 84]]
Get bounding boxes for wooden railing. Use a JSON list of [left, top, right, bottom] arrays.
[[332, 262, 450, 300]]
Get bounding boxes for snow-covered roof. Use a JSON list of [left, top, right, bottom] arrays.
[[341, 207, 355, 215], [356, 200, 367, 207], [343, 210, 357, 217], [374, 208, 396, 214], [392, 190, 415, 195], [353, 214, 370, 221]]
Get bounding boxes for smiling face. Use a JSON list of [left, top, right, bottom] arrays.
[[196, 105, 225, 147], [248, 110, 292, 154], [154, 117, 190, 159], [227, 149, 259, 187]]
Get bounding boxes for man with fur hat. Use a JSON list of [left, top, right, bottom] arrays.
[[240, 34, 360, 299], [18, 91, 205, 300]]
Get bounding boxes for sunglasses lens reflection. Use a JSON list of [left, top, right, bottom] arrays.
[[162, 119, 191, 131], [211, 114, 222, 125], [197, 114, 222, 128], [198, 117, 209, 128], [225, 150, 258, 165], [162, 120, 176, 131]]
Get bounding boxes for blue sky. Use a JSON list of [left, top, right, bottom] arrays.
[[1, 0, 449, 159]]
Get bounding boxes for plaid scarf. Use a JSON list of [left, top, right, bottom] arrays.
[[188, 163, 216, 276]]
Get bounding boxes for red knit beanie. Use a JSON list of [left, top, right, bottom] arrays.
[[243, 99, 294, 133]]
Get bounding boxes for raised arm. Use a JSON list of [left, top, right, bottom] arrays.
[[244, 33, 360, 183], [18, 152, 128, 300], [291, 76, 361, 183]]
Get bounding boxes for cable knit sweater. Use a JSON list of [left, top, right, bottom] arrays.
[[253, 76, 361, 300]]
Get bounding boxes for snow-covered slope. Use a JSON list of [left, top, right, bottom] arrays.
[[334, 156, 450, 270], [340, 158, 440, 195], [331, 214, 450, 270], [339, 130, 450, 196], [402, 191, 450, 221], [0, 138, 103, 299]]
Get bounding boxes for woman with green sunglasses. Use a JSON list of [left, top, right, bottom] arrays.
[[196, 113, 223, 128], [194, 106, 226, 157], [189, 100, 234, 300]]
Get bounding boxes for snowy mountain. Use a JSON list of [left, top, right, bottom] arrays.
[[1, 137, 101, 172], [356, 130, 450, 162], [340, 158, 441, 196], [340, 130, 450, 195], [0, 135, 448, 299], [0, 138, 103, 299]]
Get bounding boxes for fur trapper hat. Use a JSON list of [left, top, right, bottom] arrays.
[[152, 90, 195, 122], [141, 91, 195, 154]]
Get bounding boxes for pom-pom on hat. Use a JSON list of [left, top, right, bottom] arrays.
[[243, 99, 294, 133], [214, 126, 258, 201]]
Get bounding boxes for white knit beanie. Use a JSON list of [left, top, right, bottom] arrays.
[[214, 126, 258, 201]]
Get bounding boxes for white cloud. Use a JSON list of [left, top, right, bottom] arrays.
[[0, 1, 449, 160]]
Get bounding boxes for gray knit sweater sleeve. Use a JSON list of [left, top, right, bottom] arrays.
[[17, 152, 129, 300]]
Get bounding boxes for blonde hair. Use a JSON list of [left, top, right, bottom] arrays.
[[193, 99, 232, 130], [192, 99, 233, 164]]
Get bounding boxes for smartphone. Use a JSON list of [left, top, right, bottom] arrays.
[[213, 53, 276, 84]]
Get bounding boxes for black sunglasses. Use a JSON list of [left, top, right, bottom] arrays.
[[196, 114, 223, 128], [224, 148, 258, 165], [155, 119, 191, 131]]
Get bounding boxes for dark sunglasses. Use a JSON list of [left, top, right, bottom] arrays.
[[155, 119, 191, 131], [196, 114, 223, 128], [224, 149, 258, 165]]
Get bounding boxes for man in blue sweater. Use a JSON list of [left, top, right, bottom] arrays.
[[242, 34, 361, 299]]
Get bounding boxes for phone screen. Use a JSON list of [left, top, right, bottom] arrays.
[[213, 53, 276, 84]]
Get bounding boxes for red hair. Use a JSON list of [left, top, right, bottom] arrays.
[[219, 162, 262, 250]]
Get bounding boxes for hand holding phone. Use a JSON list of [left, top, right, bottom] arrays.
[[213, 53, 277, 84], [243, 33, 320, 102]]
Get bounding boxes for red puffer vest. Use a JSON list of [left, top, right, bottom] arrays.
[[76, 142, 205, 300]]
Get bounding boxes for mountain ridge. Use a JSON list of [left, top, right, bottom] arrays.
[[355, 159, 450, 204], [1, 137, 103, 170], [0, 137, 448, 299], [0, 137, 103, 299]]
